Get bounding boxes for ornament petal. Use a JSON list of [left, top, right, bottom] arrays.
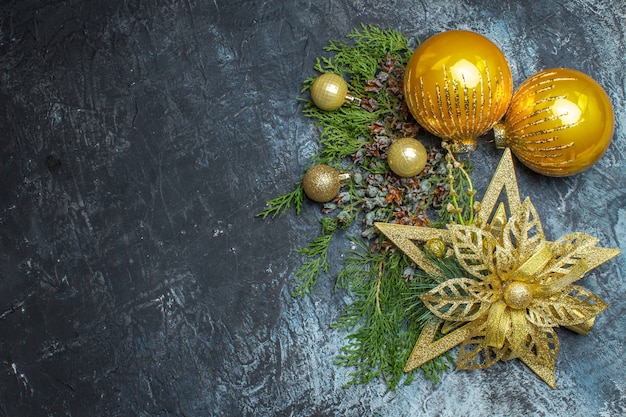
[[404, 318, 477, 373], [499, 197, 545, 275], [420, 278, 493, 322], [538, 234, 599, 288], [515, 197, 545, 258], [554, 233, 621, 272], [448, 224, 497, 280], [540, 232, 620, 289], [527, 284, 608, 328], [518, 325, 559, 389], [457, 319, 506, 370]]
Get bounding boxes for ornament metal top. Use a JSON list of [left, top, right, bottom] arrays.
[[403, 30, 513, 153]]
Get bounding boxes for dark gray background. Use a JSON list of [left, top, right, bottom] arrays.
[[1, 0, 624, 416]]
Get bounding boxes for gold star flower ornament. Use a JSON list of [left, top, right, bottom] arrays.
[[376, 149, 620, 388]]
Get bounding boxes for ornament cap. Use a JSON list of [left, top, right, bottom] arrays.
[[493, 123, 509, 149], [445, 138, 477, 153]]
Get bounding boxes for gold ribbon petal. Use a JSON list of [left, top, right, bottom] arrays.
[[507, 308, 528, 359], [485, 300, 510, 349], [534, 259, 588, 297], [510, 244, 553, 283]]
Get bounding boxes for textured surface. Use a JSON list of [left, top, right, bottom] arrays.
[[0, 1, 624, 416]]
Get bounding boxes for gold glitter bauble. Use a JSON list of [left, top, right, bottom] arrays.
[[503, 281, 533, 309], [387, 138, 427, 177], [310, 73, 349, 111], [302, 164, 340, 202], [404, 30, 513, 152], [425, 238, 446, 258], [494, 68, 614, 176]]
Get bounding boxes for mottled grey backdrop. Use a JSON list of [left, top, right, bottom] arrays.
[[0, 0, 624, 416]]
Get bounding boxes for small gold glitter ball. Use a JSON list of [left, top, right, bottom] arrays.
[[310, 73, 348, 111], [503, 281, 533, 309], [425, 238, 446, 258], [302, 164, 341, 203], [387, 138, 428, 177]]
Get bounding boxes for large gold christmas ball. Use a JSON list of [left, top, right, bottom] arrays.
[[494, 68, 614, 176], [302, 164, 341, 202], [404, 30, 513, 152], [310, 73, 349, 111], [387, 138, 428, 177]]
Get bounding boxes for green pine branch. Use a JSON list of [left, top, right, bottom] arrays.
[[332, 239, 450, 391], [256, 183, 304, 219], [292, 217, 338, 296]]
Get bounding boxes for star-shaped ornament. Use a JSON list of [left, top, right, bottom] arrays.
[[375, 148, 620, 388]]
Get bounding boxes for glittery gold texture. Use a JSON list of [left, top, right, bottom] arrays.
[[302, 164, 341, 203], [375, 148, 620, 388]]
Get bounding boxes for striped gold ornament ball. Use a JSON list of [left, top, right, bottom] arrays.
[[494, 68, 614, 176], [404, 30, 513, 152]]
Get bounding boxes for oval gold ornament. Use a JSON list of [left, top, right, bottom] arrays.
[[404, 30, 513, 152], [494, 68, 614, 176]]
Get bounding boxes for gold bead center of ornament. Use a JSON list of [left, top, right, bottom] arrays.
[[503, 281, 533, 309]]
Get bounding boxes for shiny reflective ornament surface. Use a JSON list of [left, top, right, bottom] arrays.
[[310, 73, 359, 111], [404, 30, 513, 152], [302, 164, 349, 203], [494, 68, 614, 176], [387, 137, 428, 177]]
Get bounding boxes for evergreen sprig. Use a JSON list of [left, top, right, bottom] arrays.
[[331, 239, 449, 389], [293, 217, 337, 296], [305, 24, 410, 90], [256, 183, 304, 219]]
